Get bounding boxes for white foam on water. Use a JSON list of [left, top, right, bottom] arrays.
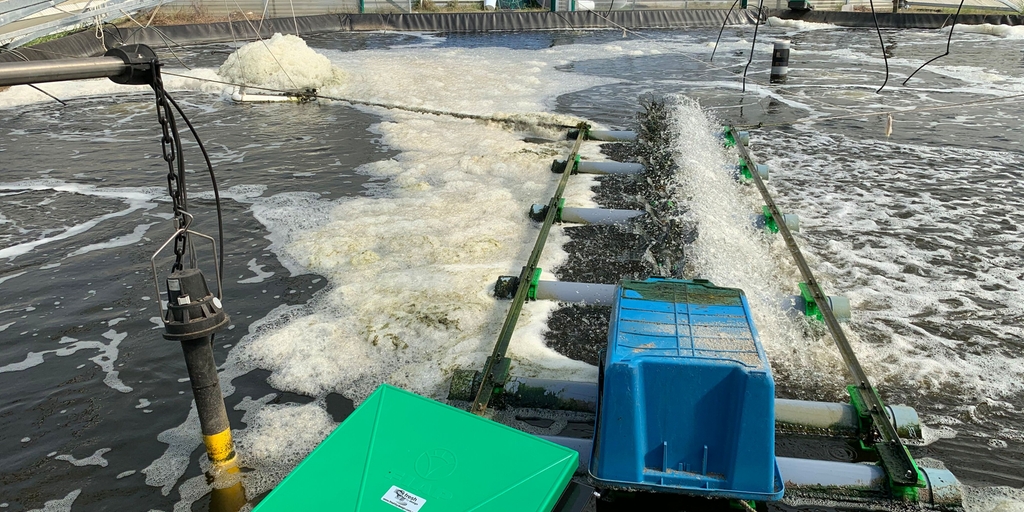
[[25, 490, 81, 512], [55, 448, 111, 467], [218, 33, 346, 91], [233, 397, 336, 499], [0, 180, 162, 260], [0, 271, 27, 286], [237, 258, 275, 284], [66, 222, 159, 258], [0, 330, 132, 392], [951, 23, 1024, 39], [757, 126, 1024, 405], [142, 406, 201, 496], [767, 16, 840, 32], [964, 486, 1024, 512], [233, 112, 594, 401]]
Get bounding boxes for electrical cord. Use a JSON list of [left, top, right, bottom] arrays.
[[903, 0, 965, 86], [868, 0, 890, 93], [710, 0, 741, 63], [741, 0, 765, 93], [165, 92, 226, 280]]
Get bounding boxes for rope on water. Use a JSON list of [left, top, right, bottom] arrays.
[[159, 71, 581, 130]]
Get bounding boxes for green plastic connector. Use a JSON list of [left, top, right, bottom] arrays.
[[555, 198, 565, 222], [797, 282, 821, 321], [847, 385, 926, 501], [738, 159, 753, 182], [762, 205, 779, 234], [527, 268, 543, 300], [722, 126, 737, 148], [729, 499, 756, 511]]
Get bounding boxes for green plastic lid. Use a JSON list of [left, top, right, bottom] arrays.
[[253, 383, 579, 512]]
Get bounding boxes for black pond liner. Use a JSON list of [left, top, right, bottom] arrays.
[[4, 8, 1019, 63]]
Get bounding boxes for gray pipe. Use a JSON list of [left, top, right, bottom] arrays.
[[577, 161, 645, 175], [0, 57, 127, 87], [551, 159, 645, 175], [586, 130, 637, 142], [558, 207, 645, 225], [449, 373, 920, 439], [778, 458, 962, 509], [533, 280, 618, 304], [539, 436, 961, 508]]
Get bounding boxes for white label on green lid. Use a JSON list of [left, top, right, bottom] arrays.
[[382, 486, 425, 512]]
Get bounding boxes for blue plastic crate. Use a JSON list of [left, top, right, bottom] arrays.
[[590, 278, 783, 501]]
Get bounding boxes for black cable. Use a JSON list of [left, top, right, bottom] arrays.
[[903, 0, 964, 86], [710, 0, 740, 63], [165, 93, 226, 282], [868, 0, 890, 93], [102, 22, 125, 45], [28, 84, 67, 106], [741, 0, 764, 93]]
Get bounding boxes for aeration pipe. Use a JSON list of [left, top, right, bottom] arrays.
[[529, 204, 646, 225], [567, 129, 638, 142], [551, 159, 645, 175], [450, 372, 922, 439], [539, 436, 961, 509]]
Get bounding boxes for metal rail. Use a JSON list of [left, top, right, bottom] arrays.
[[731, 129, 920, 488], [470, 126, 587, 416]]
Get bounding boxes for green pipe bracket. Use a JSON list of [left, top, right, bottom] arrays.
[[763, 205, 780, 233], [847, 385, 926, 501], [722, 126, 738, 148], [483, 356, 512, 398], [729, 500, 756, 511], [797, 282, 820, 321], [738, 158, 754, 182], [526, 268, 543, 300], [550, 156, 581, 175]]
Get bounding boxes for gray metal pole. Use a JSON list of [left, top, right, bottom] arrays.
[[0, 57, 128, 87]]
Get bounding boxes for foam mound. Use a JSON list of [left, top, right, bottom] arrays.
[[218, 33, 345, 90]]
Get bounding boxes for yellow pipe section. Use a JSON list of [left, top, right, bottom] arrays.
[[204, 428, 237, 465]]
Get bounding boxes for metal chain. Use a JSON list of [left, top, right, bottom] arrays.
[[151, 63, 189, 271]]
